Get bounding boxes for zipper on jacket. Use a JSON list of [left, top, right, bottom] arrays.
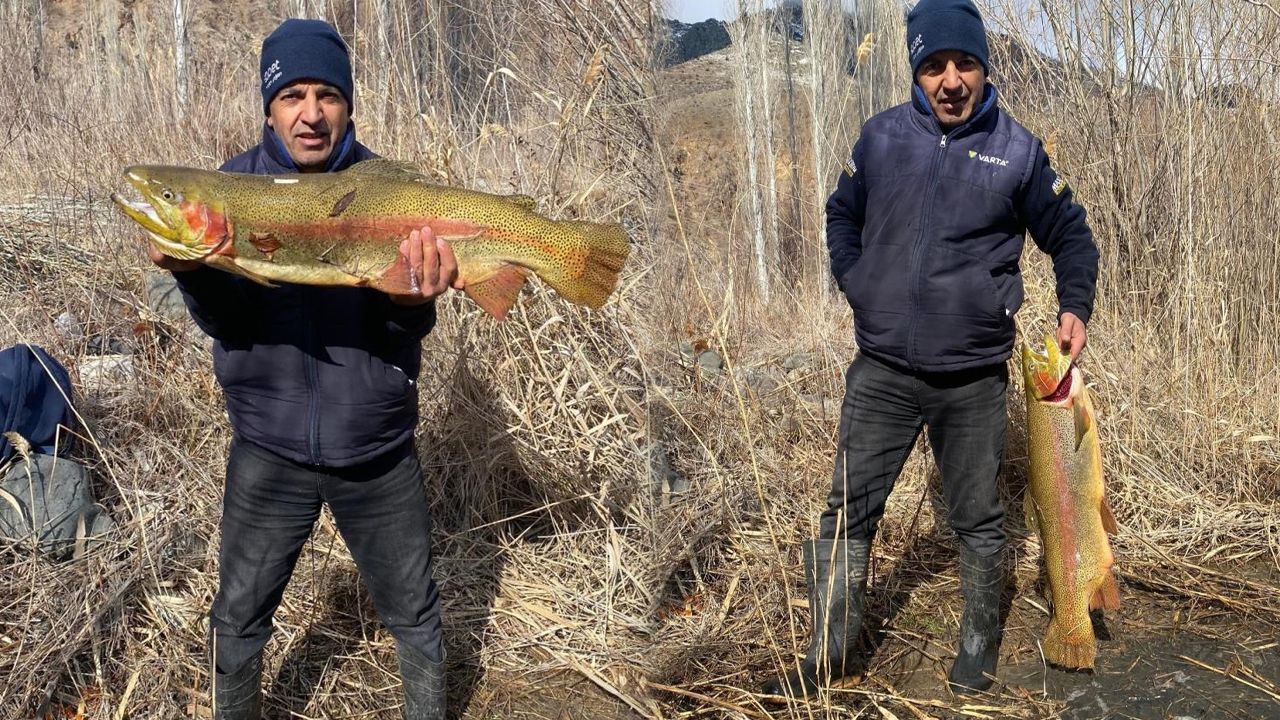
[[303, 309, 321, 464], [905, 130, 954, 370]]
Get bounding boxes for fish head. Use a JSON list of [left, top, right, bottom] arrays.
[[111, 166, 231, 261], [1021, 334, 1078, 405]]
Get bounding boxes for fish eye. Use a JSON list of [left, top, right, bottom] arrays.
[[160, 189, 176, 202]]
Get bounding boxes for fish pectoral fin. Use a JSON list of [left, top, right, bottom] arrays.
[[205, 255, 278, 287], [1072, 399, 1093, 451], [370, 249, 420, 296], [464, 265, 529, 320], [1023, 492, 1041, 535], [1100, 496, 1119, 534]]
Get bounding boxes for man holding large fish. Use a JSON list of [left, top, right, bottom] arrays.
[[145, 19, 454, 720], [765, 0, 1101, 699]]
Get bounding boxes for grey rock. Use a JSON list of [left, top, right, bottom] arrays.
[[739, 367, 779, 396], [782, 352, 814, 372], [648, 442, 688, 495], [0, 453, 115, 560], [800, 393, 841, 416], [696, 349, 723, 372], [53, 312, 82, 340], [144, 269, 188, 320], [78, 354, 134, 393], [678, 341, 697, 362]]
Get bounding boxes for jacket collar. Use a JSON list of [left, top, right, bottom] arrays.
[[910, 82, 999, 138], [261, 121, 359, 173]]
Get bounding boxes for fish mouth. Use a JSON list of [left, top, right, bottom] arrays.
[[1041, 368, 1074, 402], [112, 170, 210, 261], [1022, 335, 1074, 402]]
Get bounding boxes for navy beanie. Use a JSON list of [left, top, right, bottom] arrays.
[[260, 19, 354, 115], [906, 0, 990, 77]]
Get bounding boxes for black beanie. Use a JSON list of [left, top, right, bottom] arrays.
[[906, 0, 990, 77], [260, 19, 355, 115]]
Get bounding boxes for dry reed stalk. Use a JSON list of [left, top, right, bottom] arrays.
[[646, 0, 1280, 717]]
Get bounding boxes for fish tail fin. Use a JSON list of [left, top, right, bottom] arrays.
[[1090, 570, 1121, 611], [543, 221, 630, 309], [464, 265, 529, 320], [1042, 617, 1097, 669]]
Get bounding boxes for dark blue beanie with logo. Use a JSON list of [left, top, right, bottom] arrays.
[[906, 0, 990, 77], [259, 19, 354, 115]]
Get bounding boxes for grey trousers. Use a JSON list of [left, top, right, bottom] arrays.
[[210, 438, 444, 674], [820, 353, 1008, 556]]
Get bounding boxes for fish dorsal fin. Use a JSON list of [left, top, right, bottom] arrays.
[[347, 158, 429, 182], [1072, 395, 1093, 451], [506, 193, 537, 211]]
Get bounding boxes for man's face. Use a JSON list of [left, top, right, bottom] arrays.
[[266, 80, 350, 172], [915, 50, 986, 129]]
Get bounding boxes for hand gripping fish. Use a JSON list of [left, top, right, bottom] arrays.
[[111, 159, 631, 320], [1021, 337, 1120, 669]]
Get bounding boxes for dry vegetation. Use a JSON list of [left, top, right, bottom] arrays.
[[0, 0, 1278, 718]]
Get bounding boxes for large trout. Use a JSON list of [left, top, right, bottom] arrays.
[[111, 160, 630, 320], [1021, 336, 1120, 669]]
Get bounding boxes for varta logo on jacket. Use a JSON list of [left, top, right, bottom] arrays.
[[968, 150, 1009, 167], [825, 83, 1099, 373]]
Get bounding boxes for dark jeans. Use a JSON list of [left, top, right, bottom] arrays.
[[210, 437, 443, 674], [820, 353, 1008, 556]]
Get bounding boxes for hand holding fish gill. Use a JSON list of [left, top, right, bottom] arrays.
[[389, 226, 463, 306], [1057, 311, 1088, 362], [147, 240, 202, 273]]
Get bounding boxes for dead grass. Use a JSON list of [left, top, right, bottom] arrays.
[[1, 0, 1279, 719]]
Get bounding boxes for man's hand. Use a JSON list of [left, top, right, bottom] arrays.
[[1057, 311, 1087, 362], [390, 226, 464, 306], [147, 244, 202, 273]]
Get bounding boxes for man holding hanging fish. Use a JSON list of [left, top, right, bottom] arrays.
[[141, 19, 455, 720], [766, 0, 1101, 699]]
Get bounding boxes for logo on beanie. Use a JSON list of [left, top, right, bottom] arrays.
[[909, 34, 925, 60], [262, 59, 282, 90]]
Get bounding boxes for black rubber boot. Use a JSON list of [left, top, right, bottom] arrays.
[[763, 538, 870, 698], [211, 651, 262, 720], [398, 643, 446, 720], [947, 546, 1005, 694]]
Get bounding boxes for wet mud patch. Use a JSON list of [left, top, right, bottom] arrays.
[[1000, 585, 1280, 720], [461, 668, 643, 720], [850, 565, 1280, 719]]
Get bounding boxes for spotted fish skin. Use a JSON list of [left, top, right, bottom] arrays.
[[111, 159, 630, 319], [1021, 337, 1120, 670]]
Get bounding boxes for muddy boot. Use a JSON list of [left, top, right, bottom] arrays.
[[211, 651, 262, 720], [948, 546, 1005, 694], [763, 538, 870, 698], [398, 643, 446, 720]]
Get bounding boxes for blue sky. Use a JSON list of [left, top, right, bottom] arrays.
[[662, 1, 732, 22], [662, 0, 861, 23]]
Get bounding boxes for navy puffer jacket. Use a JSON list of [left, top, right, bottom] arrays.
[[173, 123, 436, 467], [827, 84, 1099, 372]]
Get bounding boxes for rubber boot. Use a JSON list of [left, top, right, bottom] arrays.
[[211, 651, 262, 720], [398, 643, 446, 720], [763, 538, 870, 698], [947, 545, 1006, 694]]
